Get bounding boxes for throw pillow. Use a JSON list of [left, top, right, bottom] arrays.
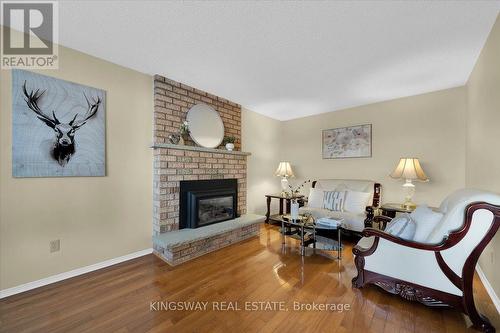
[[334, 183, 348, 192], [410, 205, 444, 242], [307, 188, 325, 208], [344, 190, 372, 214], [323, 191, 347, 211], [386, 214, 416, 240]]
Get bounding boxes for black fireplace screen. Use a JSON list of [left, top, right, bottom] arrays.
[[198, 196, 234, 226], [179, 179, 238, 229]]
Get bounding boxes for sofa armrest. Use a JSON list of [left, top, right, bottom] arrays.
[[364, 206, 375, 228], [373, 215, 391, 230], [373, 215, 391, 223], [353, 228, 440, 263], [361, 228, 444, 251]]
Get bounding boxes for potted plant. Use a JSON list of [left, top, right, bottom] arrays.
[[287, 180, 311, 220], [179, 121, 190, 145], [286, 179, 311, 198], [222, 136, 236, 151]]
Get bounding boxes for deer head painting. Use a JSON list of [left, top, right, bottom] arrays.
[[12, 70, 106, 177]]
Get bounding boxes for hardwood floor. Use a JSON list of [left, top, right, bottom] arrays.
[[0, 224, 498, 333]]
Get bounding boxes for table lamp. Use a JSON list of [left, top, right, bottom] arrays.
[[275, 161, 295, 194], [390, 158, 429, 210]]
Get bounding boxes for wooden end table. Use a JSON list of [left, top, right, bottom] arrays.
[[265, 193, 305, 224], [380, 203, 415, 218]]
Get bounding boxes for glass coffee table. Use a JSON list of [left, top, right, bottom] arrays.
[[280, 215, 344, 259]]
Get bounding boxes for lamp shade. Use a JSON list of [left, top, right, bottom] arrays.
[[275, 162, 295, 178], [390, 158, 429, 181]]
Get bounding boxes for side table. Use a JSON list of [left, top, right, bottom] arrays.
[[380, 203, 415, 218], [375, 203, 414, 230], [265, 193, 305, 224]]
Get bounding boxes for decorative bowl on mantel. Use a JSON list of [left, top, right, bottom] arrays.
[[168, 134, 180, 144]]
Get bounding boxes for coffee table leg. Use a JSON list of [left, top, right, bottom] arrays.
[[300, 226, 305, 256], [281, 220, 285, 245], [265, 196, 271, 223], [337, 228, 342, 259], [313, 228, 316, 250]]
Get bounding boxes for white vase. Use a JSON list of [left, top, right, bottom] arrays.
[[225, 143, 235, 151], [290, 201, 299, 220]]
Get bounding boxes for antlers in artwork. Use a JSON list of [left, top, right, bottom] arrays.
[[22, 81, 102, 166]]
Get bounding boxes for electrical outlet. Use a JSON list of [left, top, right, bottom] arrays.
[[50, 239, 60, 253]]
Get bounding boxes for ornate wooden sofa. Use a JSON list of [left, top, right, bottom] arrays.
[[352, 189, 500, 332]]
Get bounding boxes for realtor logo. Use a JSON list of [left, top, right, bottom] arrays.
[[1, 1, 58, 68]]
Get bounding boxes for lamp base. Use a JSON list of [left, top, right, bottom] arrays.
[[401, 179, 417, 211], [401, 201, 417, 211], [281, 177, 289, 194]]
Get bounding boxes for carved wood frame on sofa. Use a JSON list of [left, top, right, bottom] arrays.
[[310, 180, 381, 231], [352, 202, 500, 332]]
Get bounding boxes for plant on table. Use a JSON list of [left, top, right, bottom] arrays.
[[287, 179, 311, 199]]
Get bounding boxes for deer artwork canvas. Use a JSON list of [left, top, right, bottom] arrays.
[[12, 70, 106, 177]]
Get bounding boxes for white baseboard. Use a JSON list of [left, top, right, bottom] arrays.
[[0, 248, 153, 299], [476, 265, 500, 313]]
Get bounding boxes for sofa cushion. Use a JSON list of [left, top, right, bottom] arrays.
[[410, 205, 443, 242], [299, 206, 366, 232], [323, 190, 347, 211], [314, 179, 374, 192], [307, 188, 324, 208], [344, 190, 372, 214], [314, 179, 375, 205]]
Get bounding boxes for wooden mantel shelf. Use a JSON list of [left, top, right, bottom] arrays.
[[150, 143, 251, 156]]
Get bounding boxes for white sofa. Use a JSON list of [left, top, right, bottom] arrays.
[[352, 188, 500, 332], [299, 179, 380, 233]]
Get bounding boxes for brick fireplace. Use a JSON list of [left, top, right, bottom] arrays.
[[153, 147, 248, 236], [151, 75, 262, 266], [152, 75, 249, 236]]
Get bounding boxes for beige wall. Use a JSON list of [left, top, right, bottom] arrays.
[[280, 87, 467, 207], [242, 108, 282, 215], [0, 44, 153, 289], [466, 15, 500, 296]]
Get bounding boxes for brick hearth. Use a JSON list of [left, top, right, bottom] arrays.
[[153, 214, 262, 266]]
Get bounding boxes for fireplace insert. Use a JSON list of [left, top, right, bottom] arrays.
[[179, 179, 238, 229]]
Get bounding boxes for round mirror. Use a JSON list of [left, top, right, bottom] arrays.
[[186, 104, 224, 148]]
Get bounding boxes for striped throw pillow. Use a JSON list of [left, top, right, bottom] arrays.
[[323, 191, 347, 212]]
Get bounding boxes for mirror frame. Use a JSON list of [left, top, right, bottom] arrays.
[[186, 103, 225, 149]]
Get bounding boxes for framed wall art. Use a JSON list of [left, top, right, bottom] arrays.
[[12, 69, 106, 177], [322, 124, 372, 159]]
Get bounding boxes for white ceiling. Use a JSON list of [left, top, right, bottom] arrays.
[[57, 1, 499, 120]]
